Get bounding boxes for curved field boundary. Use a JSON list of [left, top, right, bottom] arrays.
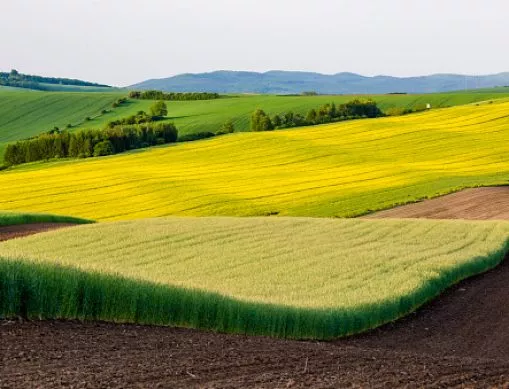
[[1, 234, 507, 340], [0, 211, 93, 227], [363, 186, 509, 220], [0, 223, 79, 242], [3, 257, 509, 388], [1, 101, 509, 220]]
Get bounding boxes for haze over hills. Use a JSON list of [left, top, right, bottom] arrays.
[[130, 71, 509, 94]]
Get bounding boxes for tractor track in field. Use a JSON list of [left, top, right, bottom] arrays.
[[1, 187, 509, 387]]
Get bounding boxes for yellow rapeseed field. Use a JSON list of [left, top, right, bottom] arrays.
[[1, 101, 508, 221]]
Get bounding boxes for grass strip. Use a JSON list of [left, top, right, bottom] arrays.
[[0, 211, 93, 226]]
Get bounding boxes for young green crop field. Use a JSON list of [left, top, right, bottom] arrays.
[[1, 88, 509, 162], [74, 90, 509, 137], [0, 100, 508, 220], [0, 90, 124, 143], [1, 217, 508, 338], [0, 90, 125, 161]]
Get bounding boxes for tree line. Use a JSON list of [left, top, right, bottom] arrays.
[[251, 99, 384, 131], [0, 69, 110, 90], [4, 122, 178, 166], [128, 90, 221, 101]]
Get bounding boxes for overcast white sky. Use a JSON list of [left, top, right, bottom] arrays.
[[1, 0, 508, 86]]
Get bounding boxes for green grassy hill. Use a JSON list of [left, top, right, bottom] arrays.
[[0, 90, 125, 160], [0, 90, 124, 143], [1, 217, 508, 338], [1, 88, 508, 163], [0, 99, 508, 220], [74, 91, 509, 137]]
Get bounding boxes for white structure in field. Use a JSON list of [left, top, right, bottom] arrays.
[[426, 103, 432, 109]]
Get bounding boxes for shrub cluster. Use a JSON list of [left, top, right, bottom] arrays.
[[385, 105, 428, 116], [251, 99, 384, 131], [111, 97, 127, 108], [129, 90, 220, 101], [106, 110, 155, 128], [178, 131, 216, 142], [4, 123, 178, 166], [216, 120, 235, 135]]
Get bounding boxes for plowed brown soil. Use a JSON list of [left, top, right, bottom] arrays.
[[363, 186, 509, 220], [0, 223, 76, 242], [1, 256, 509, 388], [1, 195, 509, 388]]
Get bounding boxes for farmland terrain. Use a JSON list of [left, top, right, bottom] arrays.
[[1, 87, 509, 388], [0, 99, 508, 220], [0, 223, 77, 242], [1, 225, 509, 387], [1, 217, 508, 339], [365, 186, 509, 220], [1, 88, 509, 162], [71, 90, 509, 136], [0, 211, 92, 241], [0, 90, 124, 143]]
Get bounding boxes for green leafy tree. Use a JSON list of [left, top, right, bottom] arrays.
[[150, 101, 168, 117], [68, 135, 79, 158], [306, 109, 317, 123], [219, 120, 235, 134], [4, 144, 18, 166], [93, 141, 115, 157], [272, 115, 282, 128], [251, 109, 273, 131]]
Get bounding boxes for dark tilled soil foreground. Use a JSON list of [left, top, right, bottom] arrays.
[[2, 191, 509, 389], [1, 256, 509, 388], [0, 223, 77, 242]]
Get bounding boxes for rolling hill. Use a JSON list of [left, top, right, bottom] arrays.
[[72, 91, 509, 137], [1, 217, 508, 338], [0, 99, 508, 220], [0, 90, 125, 143], [3, 88, 508, 163], [131, 70, 509, 94]]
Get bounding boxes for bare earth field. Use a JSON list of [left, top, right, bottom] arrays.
[[1, 258, 509, 388], [0, 223, 76, 242], [1, 187, 509, 388], [364, 186, 509, 220]]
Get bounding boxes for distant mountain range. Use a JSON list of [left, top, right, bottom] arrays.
[[130, 71, 509, 94]]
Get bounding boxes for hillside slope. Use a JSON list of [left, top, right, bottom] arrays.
[[0, 100, 508, 220], [1, 217, 508, 339], [131, 70, 509, 94], [74, 91, 509, 137], [3, 89, 507, 162], [0, 90, 124, 143]]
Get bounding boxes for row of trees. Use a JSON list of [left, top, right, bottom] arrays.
[[251, 99, 384, 131], [128, 90, 220, 101], [106, 111, 155, 128], [4, 123, 178, 166], [0, 69, 110, 90], [106, 101, 167, 128]]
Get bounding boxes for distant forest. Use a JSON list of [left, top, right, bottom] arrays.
[[0, 69, 110, 90], [129, 90, 220, 101]]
